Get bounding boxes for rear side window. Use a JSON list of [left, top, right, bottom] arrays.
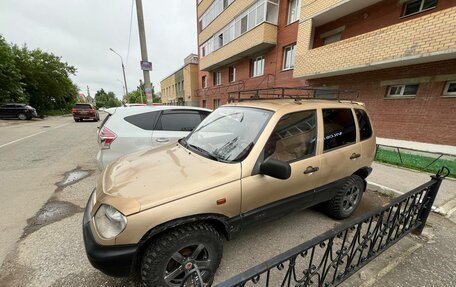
[[156, 110, 203, 132], [323, 108, 356, 151], [355, 109, 373, 141], [124, 111, 160, 130], [75, 104, 91, 109]]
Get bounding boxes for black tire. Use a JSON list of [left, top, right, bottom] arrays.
[[74, 118, 80, 122], [324, 175, 365, 219], [141, 222, 223, 287], [17, 113, 27, 120]]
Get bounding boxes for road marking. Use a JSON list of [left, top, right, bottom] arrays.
[[0, 123, 70, 149]]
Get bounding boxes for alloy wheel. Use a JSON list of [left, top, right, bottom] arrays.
[[163, 243, 212, 286], [342, 185, 360, 212]]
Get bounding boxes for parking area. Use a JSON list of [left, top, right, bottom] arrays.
[[0, 113, 390, 286], [1, 114, 454, 287]]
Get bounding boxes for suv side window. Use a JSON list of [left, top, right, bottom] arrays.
[[155, 110, 203, 132], [124, 111, 160, 130], [264, 110, 317, 162], [355, 109, 373, 141], [323, 108, 356, 151]]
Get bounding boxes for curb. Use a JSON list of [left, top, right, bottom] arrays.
[[367, 181, 442, 215]]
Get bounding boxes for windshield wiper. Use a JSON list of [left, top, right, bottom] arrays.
[[188, 144, 219, 161]]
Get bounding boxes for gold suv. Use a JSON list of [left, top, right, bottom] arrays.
[[83, 99, 375, 286]]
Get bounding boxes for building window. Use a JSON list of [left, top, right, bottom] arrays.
[[229, 66, 236, 82], [213, 71, 222, 86], [403, 0, 437, 17], [199, 0, 235, 31], [214, 99, 221, 108], [202, 100, 207, 108], [200, 0, 279, 58], [323, 32, 342, 45], [287, 0, 301, 24], [252, 56, 265, 77], [443, 81, 456, 96], [386, 84, 419, 98], [202, 76, 207, 88], [283, 44, 296, 70]]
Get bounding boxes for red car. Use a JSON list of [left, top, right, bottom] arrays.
[[72, 103, 99, 122]]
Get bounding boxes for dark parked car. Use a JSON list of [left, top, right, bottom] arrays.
[[0, 103, 38, 120], [72, 103, 99, 122]]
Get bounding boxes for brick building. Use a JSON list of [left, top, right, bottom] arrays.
[[196, 0, 456, 147], [160, 54, 200, 106]]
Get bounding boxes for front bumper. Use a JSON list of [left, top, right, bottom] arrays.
[[82, 191, 138, 277]]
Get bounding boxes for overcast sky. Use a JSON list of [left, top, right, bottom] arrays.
[[0, 0, 198, 100]]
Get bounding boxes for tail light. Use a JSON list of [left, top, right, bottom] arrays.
[[72, 108, 77, 113], [99, 127, 117, 150], [90, 109, 95, 113]]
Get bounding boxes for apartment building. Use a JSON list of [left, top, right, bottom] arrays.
[[196, 0, 456, 146], [160, 54, 200, 106]]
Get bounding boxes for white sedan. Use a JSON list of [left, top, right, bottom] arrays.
[[97, 106, 212, 169]]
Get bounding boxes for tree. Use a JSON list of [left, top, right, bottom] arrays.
[[94, 89, 121, 108], [10, 41, 78, 114], [0, 35, 25, 103], [124, 83, 161, 104]]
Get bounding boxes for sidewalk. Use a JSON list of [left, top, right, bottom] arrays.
[[367, 162, 456, 217], [342, 162, 456, 287]]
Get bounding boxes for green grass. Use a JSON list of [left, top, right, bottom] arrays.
[[375, 148, 456, 178]]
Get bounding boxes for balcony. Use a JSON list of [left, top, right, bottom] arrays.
[[294, 7, 456, 79], [200, 22, 277, 71]]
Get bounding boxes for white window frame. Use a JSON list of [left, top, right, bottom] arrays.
[[214, 99, 221, 108], [202, 76, 207, 88], [386, 84, 419, 98], [199, 0, 279, 58], [199, 0, 235, 31], [287, 0, 301, 24], [403, 0, 438, 17], [283, 44, 296, 70], [229, 66, 236, 82], [214, 71, 222, 86], [443, 81, 456, 97], [252, 56, 265, 77]]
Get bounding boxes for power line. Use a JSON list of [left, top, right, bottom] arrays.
[[125, 0, 134, 66]]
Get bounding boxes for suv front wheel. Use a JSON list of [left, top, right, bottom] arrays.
[[141, 222, 223, 287], [324, 175, 365, 219]]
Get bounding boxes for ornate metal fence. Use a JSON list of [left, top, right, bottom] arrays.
[[213, 168, 449, 287]]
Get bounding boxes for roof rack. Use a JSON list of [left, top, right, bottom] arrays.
[[227, 87, 360, 104]]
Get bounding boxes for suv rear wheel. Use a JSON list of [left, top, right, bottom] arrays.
[[324, 175, 364, 219], [17, 113, 27, 120], [141, 222, 223, 287]]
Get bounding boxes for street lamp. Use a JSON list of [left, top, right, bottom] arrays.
[[109, 48, 129, 96], [117, 79, 126, 98]]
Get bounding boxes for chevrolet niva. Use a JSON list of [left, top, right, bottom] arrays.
[[83, 99, 375, 286]]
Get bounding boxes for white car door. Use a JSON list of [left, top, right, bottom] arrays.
[[151, 109, 209, 147]]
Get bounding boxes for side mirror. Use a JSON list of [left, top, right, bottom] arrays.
[[260, 159, 291, 180]]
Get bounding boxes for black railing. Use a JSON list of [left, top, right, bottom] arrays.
[[375, 144, 456, 178], [208, 168, 448, 287]]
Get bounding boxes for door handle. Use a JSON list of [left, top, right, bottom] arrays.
[[156, 138, 169, 143], [350, 153, 361, 160], [304, 166, 319, 174]]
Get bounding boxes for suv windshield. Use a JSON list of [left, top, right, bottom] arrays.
[[182, 106, 273, 163]]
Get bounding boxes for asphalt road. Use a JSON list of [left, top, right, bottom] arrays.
[[0, 115, 452, 286]]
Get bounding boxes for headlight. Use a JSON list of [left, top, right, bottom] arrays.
[[94, 204, 127, 239]]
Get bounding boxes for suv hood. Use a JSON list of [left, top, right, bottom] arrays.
[[100, 143, 241, 215]]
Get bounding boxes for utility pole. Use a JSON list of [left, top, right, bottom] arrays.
[[135, 0, 153, 105]]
